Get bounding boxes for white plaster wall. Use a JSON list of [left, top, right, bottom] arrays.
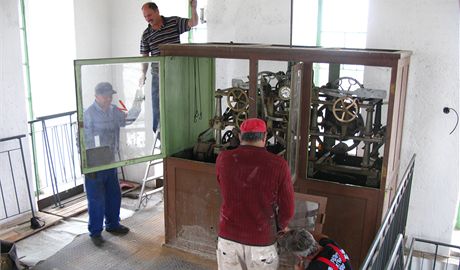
[[207, 0, 291, 99], [74, 0, 111, 59], [207, 0, 290, 44], [366, 0, 460, 243], [0, 0, 36, 222], [111, 0, 189, 57]]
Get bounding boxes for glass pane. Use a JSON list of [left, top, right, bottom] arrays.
[[77, 59, 161, 172], [178, 59, 296, 163], [289, 199, 320, 232], [257, 60, 293, 157], [307, 68, 391, 188]]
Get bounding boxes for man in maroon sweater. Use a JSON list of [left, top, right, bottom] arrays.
[[216, 118, 295, 270]]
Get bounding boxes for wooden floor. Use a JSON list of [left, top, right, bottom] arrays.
[[41, 194, 88, 218], [0, 212, 62, 242], [41, 181, 140, 218], [1, 182, 140, 243]]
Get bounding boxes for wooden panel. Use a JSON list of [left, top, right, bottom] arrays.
[[295, 179, 382, 269], [0, 212, 62, 242], [290, 193, 328, 233], [165, 157, 381, 268], [165, 157, 329, 258], [160, 44, 411, 67], [164, 157, 220, 255]]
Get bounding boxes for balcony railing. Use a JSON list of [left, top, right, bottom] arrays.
[[0, 135, 37, 222], [28, 111, 83, 208]]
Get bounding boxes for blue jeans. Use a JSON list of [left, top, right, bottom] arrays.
[[85, 168, 121, 237], [151, 70, 160, 133]]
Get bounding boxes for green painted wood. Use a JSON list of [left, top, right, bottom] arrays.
[[162, 56, 215, 156], [328, 63, 341, 83]]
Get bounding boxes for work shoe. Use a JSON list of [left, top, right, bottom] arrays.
[[90, 235, 105, 247], [106, 224, 130, 235]]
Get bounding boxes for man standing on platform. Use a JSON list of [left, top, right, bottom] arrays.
[[139, 1, 198, 135]]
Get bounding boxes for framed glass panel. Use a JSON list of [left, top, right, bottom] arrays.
[[75, 56, 163, 174], [307, 65, 391, 188], [288, 193, 327, 234]]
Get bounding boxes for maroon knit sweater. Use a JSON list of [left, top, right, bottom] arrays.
[[216, 145, 295, 246]]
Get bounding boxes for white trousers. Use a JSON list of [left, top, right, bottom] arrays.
[[217, 237, 279, 270]]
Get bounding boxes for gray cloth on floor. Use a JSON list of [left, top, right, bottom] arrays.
[[32, 194, 211, 270]]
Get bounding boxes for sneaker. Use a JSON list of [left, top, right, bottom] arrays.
[[106, 224, 130, 235], [90, 235, 105, 247]]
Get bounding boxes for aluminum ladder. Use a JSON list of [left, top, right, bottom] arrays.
[[135, 133, 163, 210]]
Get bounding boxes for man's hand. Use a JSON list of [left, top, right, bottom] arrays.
[[190, 0, 197, 9], [139, 74, 146, 87], [278, 226, 290, 235], [134, 88, 145, 101], [188, 0, 198, 27], [294, 259, 305, 270]]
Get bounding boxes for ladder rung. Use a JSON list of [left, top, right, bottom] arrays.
[[144, 175, 163, 182], [142, 186, 164, 197], [148, 160, 163, 166]]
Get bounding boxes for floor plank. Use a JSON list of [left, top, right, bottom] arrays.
[[0, 212, 62, 242], [40, 181, 140, 218]]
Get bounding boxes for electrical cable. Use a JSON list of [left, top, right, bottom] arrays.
[[443, 107, 459, 135]]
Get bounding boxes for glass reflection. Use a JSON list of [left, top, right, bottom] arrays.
[[79, 61, 160, 170]]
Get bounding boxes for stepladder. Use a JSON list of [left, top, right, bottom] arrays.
[[136, 133, 163, 210]]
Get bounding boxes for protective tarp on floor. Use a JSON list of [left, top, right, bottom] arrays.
[[29, 193, 215, 270]]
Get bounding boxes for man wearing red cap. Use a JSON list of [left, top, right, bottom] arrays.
[[216, 118, 295, 270]]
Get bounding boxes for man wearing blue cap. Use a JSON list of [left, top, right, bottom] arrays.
[[215, 118, 295, 270], [83, 82, 142, 246]]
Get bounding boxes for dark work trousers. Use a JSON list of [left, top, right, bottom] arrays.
[[151, 69, 160, 133], [85, 168, 121, 237]]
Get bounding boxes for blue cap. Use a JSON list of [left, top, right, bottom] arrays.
[[95, 82, 116, 96]]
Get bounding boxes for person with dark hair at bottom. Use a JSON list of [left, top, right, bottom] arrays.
[[216, 118, 295, 270], [139, 0, 198, 136], [83, 82, 142, 247], [293, 230, 353, 270]]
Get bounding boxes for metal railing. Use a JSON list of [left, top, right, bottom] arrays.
[[0, 135, 37, 221], [28, 111, 83, 208], [385, 233, 406, 270], [405, 238, 460, 270], [360, 154, 416, 269]]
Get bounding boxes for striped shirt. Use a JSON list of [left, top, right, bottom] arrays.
[[140, 16, 190, 56]]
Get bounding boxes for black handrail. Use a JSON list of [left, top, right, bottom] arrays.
[[27, 110, 82, 208], [29, 110, 76, 123], [405, 237, 460, 270], [0, 134, 43, 228]]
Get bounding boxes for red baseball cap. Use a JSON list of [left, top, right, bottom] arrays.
[[240, 118, 267, 133]]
